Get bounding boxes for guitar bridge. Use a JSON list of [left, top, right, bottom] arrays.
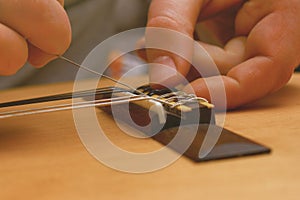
[[99, 85, 271, 162]]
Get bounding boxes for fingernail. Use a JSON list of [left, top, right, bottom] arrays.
[[149, 56, 177, 87]]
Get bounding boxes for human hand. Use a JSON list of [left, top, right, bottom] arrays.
[[0, 0, 71, 75], [146, 0, 300, 109]]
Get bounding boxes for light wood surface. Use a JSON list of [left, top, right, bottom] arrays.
[[0, 74, 300, 200]]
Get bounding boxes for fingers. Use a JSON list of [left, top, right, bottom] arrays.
[[146, 0, 204, 87], [235, 1, 273, 36], [197, 36, 247, 74], [184, 56, 280, 110], [0, 0, 71, 69], [185, 9, 300, 110], [135, 37, 147, 61], [27, 44, 57, 68], [198, 0, 244, 20], [0, 23, 28, 75]]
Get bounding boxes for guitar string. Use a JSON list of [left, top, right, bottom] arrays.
[[0, 54, 149, 118], [58, 55, 144, 95], [0, 85, 182, 119], [0, 56, 204, 118], [0, 95, 152, 119], [0, 87, 127, 108]]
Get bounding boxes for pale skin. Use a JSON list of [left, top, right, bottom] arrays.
[[0, 0, 71, 75], [146, 0, 300, 109]]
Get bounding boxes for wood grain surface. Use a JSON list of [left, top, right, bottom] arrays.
[[0, 74, 299, 200]]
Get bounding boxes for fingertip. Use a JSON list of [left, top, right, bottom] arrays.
[[149, 56, 178, 88], [135, 37, 147, 61], [28, 55, 56, 68], [27, 44, 56, 68], [183, 78, 211, 101], [136, 37, 145, 50], [183, 76, 231, 111]]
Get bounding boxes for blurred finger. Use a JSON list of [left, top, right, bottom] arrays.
[[184, 57, 281, 110], [235, 1, 273, 36], [185, 11, 299, 110], [0, 0, 71, 65], [27, 44, 57, 68], [0, 23, 28, 75], [146, 0, 204, 87], [198, 0, 244, 20], [196, 5, 239, 45], [197, 36, 247, 74]]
